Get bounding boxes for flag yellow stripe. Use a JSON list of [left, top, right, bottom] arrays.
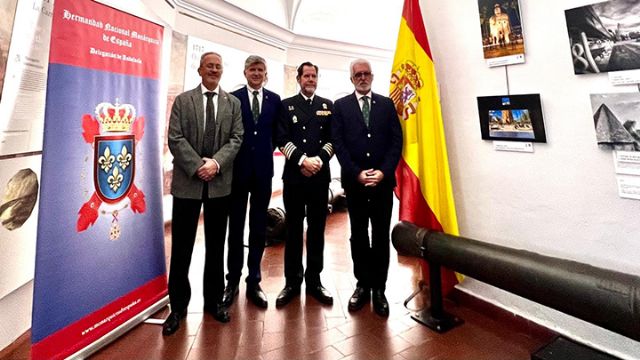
[[392, 18, 459, 236]]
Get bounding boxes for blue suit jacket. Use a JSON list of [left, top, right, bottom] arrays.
[[332, 92, 402, 189], [230, 86, 283, 183]]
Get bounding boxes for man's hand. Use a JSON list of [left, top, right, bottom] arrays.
[[197, 158, 219, 181], [301, 156, 323, 177], [358, 168, 384, 187]]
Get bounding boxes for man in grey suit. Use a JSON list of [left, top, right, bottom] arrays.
[[163, 51, 244, 335]]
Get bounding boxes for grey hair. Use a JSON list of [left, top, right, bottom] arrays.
[[349, 58, 372, 76], [244, 55, 267, 70], [199, 51, 222, 67]]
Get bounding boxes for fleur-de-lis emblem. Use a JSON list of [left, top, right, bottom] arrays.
[[108, 167, 123, 191], [98, 146, 115, 173], [117, 145, 132, 170]]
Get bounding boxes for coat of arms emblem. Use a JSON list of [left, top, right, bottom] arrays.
[[77, 100, 146, 240], [390, 60, 424, 121]]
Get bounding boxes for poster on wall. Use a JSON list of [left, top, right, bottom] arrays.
[[31, 0, 166, 359], [0, 0, 53, 156], [162, 31, 187, 200], [0, 155, 40, 299], [477, 0, 525, 67], [565, 0, 640, 76], [590, 92, 640, 151], [0, 0, 18, 102]]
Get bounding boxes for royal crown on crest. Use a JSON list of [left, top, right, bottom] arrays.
[[95, 101, 136, 132]]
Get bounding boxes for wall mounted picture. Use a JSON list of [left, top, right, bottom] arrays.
[[590, 92, 640, 151], [565, 0, 640, 75], [477, 94, 546, 142], [477, 0, 525, 67]]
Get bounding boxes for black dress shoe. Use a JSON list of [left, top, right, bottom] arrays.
[[162, 310, 186, 336], [246, 284, 268, 308], [276, 285, 300, 307], [306, 284, 333, 305], [372, 289, 389, 317], [213, 305, 230, 323], [348, 287, 370, 312], [205, 304, 230, 323], [221, 284, 239, 307]]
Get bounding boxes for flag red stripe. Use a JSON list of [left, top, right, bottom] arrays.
[[402, 0, 432, 60], [395, 158, 458, 294]]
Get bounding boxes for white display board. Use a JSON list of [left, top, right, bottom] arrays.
[[184, 35, 284, 95], [0, 0, 53, 156]]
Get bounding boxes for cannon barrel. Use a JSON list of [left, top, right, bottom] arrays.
[[392, 221, 640, 341]]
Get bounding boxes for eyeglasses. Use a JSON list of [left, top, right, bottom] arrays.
[[353, 71, 372, 79]]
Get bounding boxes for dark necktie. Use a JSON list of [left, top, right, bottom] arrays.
[[362, 95, 370, 128], [307, 98, 312, 107], [202, 91, 216, 157], [252, 90, 260, 124]]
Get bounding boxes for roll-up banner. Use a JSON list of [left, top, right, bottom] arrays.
[[31, 0, 166, 358]]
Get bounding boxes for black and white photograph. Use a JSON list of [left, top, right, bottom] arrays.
[[565, 0, 640, 75], [478, 0, 525, 66], [590, 92, 640, 151]]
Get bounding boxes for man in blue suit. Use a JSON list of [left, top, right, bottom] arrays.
[[223, 55, 283, 309], [332, 58, 402, 317]]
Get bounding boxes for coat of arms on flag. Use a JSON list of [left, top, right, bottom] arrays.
[[77, 100, 147, 240]]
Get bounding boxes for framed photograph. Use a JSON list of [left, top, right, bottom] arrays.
[[477, 0, 525, 67], [590, 92, 640, 151], [477, 94, 546, 143], [565, 0, 640, 75]]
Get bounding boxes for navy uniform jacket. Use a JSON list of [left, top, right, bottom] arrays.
[[230, 86, 283, 183], [332, 92, 402, 189], [277, 94, 334, 185]]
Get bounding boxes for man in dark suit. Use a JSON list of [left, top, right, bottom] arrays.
[[163, 51, 243, 335], [332, 58, 402, 317], [223, 55, 282, 309], [275, 62, 334, 307]]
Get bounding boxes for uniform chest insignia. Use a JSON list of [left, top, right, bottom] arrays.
[[316, 110, 331, 116], [288, 105, 295, 111], [292, 115, 298, 123], [322, 103, 328, 110]]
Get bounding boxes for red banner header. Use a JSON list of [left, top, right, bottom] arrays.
[[49, 0, 163, 79]]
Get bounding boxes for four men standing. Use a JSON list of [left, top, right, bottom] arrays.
[[164, 54, 402, 335]]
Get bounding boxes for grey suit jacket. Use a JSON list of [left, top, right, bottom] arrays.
[[168, 85, 244, 199]]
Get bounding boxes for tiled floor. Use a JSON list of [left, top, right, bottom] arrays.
[[1, 206, 555, 360]]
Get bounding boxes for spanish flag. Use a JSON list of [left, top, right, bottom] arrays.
[[390, 0, 461, 293]]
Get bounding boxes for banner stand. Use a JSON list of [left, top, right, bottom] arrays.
[[67, 296, 168, 360]]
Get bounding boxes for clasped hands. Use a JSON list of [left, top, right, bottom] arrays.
[[300, 156, 323, 177], [358, 168, 384, 187], [197, 157, 219, 182]]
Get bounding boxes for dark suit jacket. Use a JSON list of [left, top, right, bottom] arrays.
[[332, 92, 402, 189], [168, 85, 244, 199], [230, 86, 282, 183], [277, 94, 334, 185]]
